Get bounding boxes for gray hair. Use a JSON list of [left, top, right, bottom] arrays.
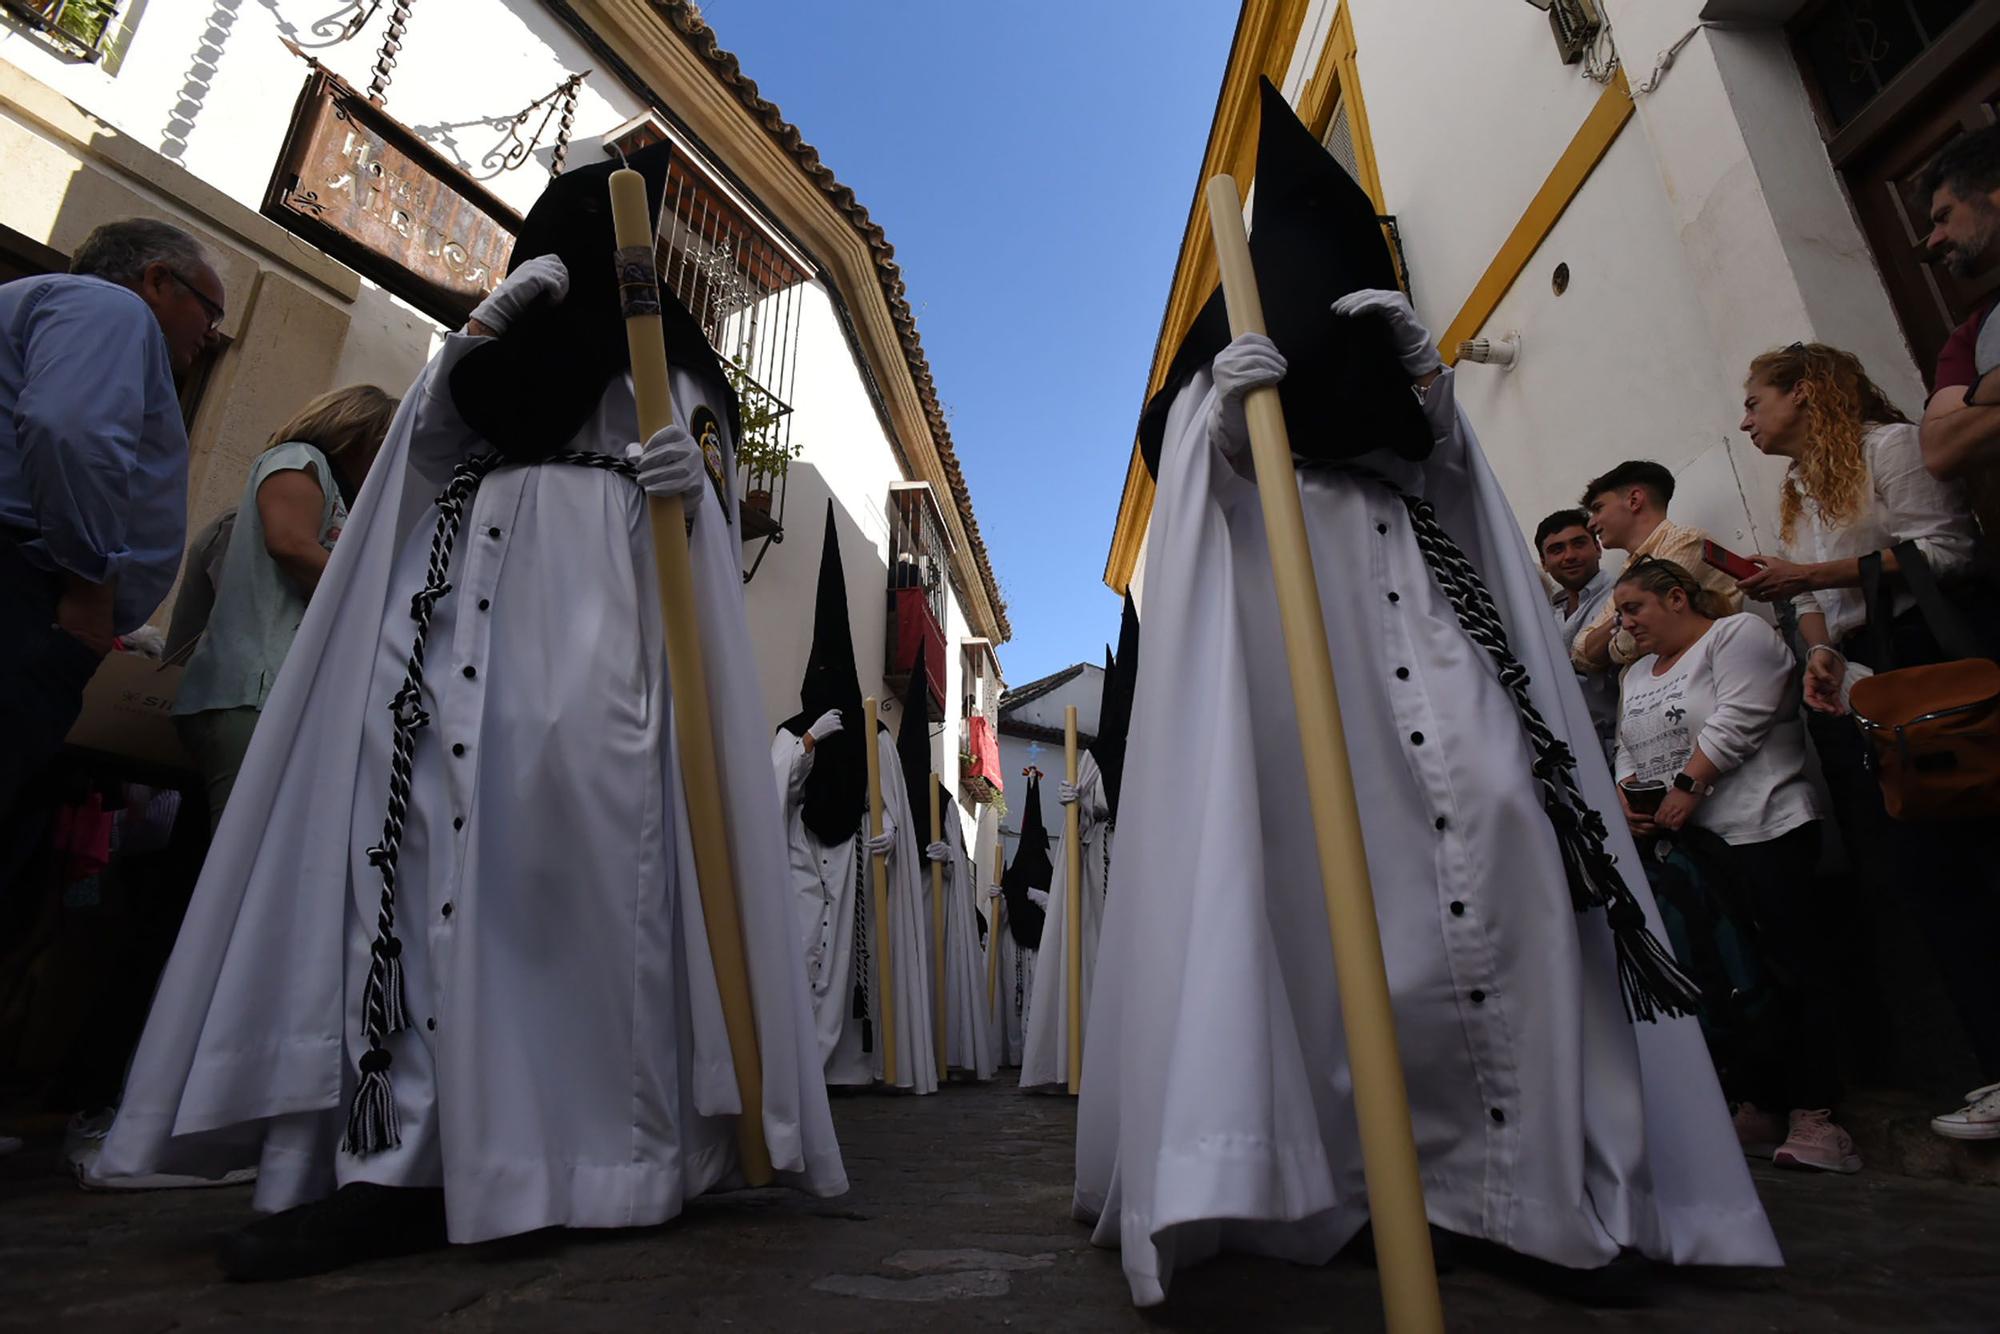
[[70, 218, 209, 286]]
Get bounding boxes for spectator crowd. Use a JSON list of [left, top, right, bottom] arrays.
[[1530, 124, 2000, 1168]]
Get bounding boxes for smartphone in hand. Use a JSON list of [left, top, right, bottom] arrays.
[[1621, 779, 1668, 816], [1702, 538, 1760, 582]]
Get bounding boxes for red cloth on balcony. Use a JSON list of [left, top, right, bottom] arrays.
[[966, 715, 1001, 793]]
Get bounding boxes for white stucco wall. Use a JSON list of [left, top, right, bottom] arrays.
[[1311, 0, 1922, 560], [996, 663, 1104, 862], [738, 274, 986, 814]]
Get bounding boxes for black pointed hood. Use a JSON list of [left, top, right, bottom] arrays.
[[1001, 774, 1053, 949], [450, 139, 738, 462], [896, 637, 935, 842], [1138, 77, 1429, 478], [1091, 593, 1140, 818], [780, 503, 868, 845]]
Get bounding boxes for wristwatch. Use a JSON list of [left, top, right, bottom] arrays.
[[1672, 772, 1715, 797]]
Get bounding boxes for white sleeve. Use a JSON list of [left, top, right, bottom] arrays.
[[1872, 423, 1978, 578], [771, 732, 812, 809], [1693, 620, 1792, 775]]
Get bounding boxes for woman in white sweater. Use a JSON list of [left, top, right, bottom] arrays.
[[1736, 341, 2000, 1143], [1610, 558, 1849, 1172]]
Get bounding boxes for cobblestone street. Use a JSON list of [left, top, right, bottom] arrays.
[[4, 1079, 1999, 1332]]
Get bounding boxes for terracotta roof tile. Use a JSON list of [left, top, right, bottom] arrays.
[[998, 662, 1089, 714], [653, 0, 1009, 640]]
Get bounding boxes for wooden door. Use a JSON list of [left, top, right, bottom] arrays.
[[1795, 1, 2000, 382]]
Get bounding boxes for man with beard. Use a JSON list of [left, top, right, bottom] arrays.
[[1919, 122, 2000, 536]]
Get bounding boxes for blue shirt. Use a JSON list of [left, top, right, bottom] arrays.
[[1553, 567, 1618, 759], [0, 273, 189, 633]]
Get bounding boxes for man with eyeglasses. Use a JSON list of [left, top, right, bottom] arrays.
[[0, 217, 224, 817]]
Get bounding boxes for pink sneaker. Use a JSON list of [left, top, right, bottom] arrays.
[[1772, 1109, 1861, 1174], [1732, 1103, 1786, 1156]]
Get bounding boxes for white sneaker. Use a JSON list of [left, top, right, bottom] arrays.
[[1930, 1082, 2000, 1141]]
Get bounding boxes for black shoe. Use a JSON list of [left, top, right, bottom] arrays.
[[1480, 1245, 1654, 1309], [1345, 1223, 1462, 1275], [217, 1183, 447, 1282]]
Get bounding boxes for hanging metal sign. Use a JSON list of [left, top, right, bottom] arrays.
[[263, 67, 522, 326]]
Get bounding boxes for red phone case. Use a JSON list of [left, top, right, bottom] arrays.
[[1702, 539, 1758, 581]]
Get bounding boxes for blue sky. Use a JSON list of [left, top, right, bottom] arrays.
[[701, 1, 1238, 687]]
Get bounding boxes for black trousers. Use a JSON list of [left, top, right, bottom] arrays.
[[1713, 821, 1844, 1113], [0, 539, 103, 824], [1809, 607, 2000, 1084]]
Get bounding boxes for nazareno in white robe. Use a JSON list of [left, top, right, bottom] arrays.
[[1019, 752, 1112, 1092], [774, 728, 937, 1094], [971, 805, 1007, 1071], [97, 333, 847, 1242], [1073, 362, 1781, 1306], [930, 811, 996, 1080], [986, 879, 1042, 1069]]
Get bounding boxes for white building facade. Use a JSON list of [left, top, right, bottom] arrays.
[[995, 660, 1104, 866], [1106, 0, 1999, 599], [1, 0, 1008, 833]]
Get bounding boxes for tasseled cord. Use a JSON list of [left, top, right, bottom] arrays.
[[1330, 462, 1701, 1025], [1541, 778, 1701, 1022], [343, 450, 639, 1156]]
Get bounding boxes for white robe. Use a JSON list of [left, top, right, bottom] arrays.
[[929, 815, 995, 1080], [1020, 753, 1112, 1092], [985, 871, 1043, 1068], [774, 729, 937, 1094], [97, 334, 847, 1242], [1074, 364, 1781, 1306]]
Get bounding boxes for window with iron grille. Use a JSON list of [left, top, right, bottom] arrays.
[[2, 0, 122, 59], [604, 117, 812, 574], [887, 483, 949, 711], [1793, 0, 1977, 130], [958, 638, 1002, 811]]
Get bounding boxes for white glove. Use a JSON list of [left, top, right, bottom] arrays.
[[1331, 288, 1441, 378], [1057, 780, 1079, 807], [467, 255, 569, 335], [1028, 887, 1050, 910], [120, 625, 166, 658], [627, 423, 706, 502], [925, 840, 953, 865], [806, 710, 844, 743], [1208, 333, 1287, 459], [866, 827, 896, 861]]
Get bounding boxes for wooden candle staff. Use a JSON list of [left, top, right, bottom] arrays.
[[1063, 706, 1084, 1096], [863, 696, 898, 1086], [1204, 174, 1442, 1333], [931, 775, 948, 1081], [607, 168, 770, 1186], [986, 844, 1002, 1013]]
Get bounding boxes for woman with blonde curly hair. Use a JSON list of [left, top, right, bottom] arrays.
[[1737, 341, 2000, 1143]]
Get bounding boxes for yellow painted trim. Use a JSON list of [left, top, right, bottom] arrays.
[[1107, 57, 1638, 594], [1102, 0, 1310, 596], [1438, 69, 1632, 363], [1298, 4, 1382, 210]]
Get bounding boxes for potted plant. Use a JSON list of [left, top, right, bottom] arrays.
[[725, 356, 801, 515]]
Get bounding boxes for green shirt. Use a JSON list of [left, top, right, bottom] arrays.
[[174, 442, 345, 716]]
